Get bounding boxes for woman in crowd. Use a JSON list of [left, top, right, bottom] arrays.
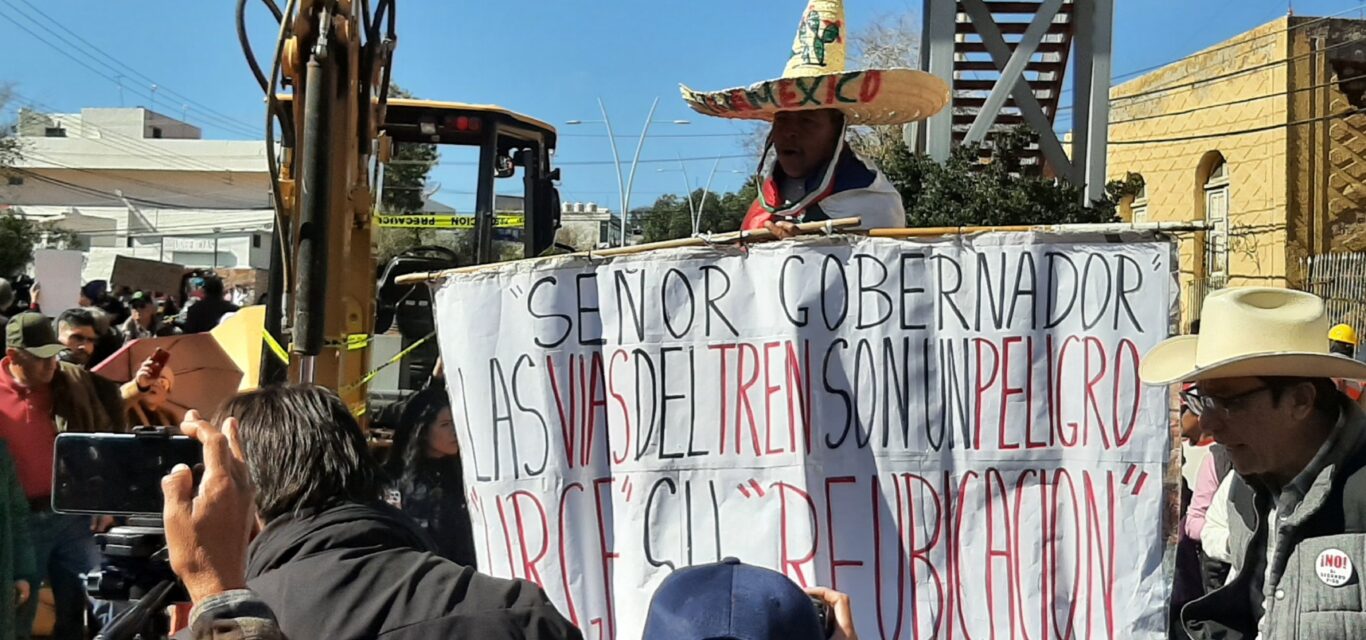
[[382, 385, 477, 567]]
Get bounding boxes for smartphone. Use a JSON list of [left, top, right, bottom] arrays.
[[51, 431, 202, 516], [147, 347, 172, 379]]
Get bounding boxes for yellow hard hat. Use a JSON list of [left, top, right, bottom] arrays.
[[1330, 323, 1358, 346]]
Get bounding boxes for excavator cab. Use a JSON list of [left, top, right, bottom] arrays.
[[371, 100, 562, 400]]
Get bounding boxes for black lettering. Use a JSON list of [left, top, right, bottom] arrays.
[[823, 338, 853, 449], [899, 252, 927, 330], [934, 255, 969, 331], [976, 252, 1007, 331], [614, 269, 646, 344], [853, 338, 876, 448], [1009, 252, 1038, 330], [882, 337, 912, 449], [855, 254, 893, 329], [700, 265, 739, 337], [821, 254, 849, 331], [779, 256, 809, 327], [644, 478, 678, 571], [511, 355, 549, 477], [1115, 255, 1144, 332], [489, 358, 519, 480], [658, 346, 687, 460], [456, 368, 491, 481], [662, 268, 696, 339], [576, 273, 606, 346], [1081, 253, 1113, 331], [528, 277, 572, 349], [1045, 252, 1079, 329], [633, 348, 660, 461]]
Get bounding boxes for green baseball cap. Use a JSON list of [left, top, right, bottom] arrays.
[[5, 312, 65, 359]]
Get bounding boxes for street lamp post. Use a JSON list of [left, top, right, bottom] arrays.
[[566, 98, 690, 246], [661, 158, 747, 235]]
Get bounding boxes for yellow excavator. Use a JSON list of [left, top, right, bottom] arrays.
[[246, 0, 562, 411]]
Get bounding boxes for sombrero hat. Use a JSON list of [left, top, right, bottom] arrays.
[[680, 0, 949, 126], [1140, 287, 1366, 385]]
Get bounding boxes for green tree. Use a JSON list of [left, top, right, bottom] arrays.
[[883, 127, 1122, 227], [374, 84, 447, 265], [638, 176, 758, 243]]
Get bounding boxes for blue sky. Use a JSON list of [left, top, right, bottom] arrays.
[[1, 0, 1357, 212]]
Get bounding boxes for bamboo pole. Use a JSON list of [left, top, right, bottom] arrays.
[[397, 219, 1215, 285]]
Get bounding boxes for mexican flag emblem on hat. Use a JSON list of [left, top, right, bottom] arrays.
[[680, 0, 949, 125]]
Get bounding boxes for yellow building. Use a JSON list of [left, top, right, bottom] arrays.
[[1106, 16, 1366, 326]]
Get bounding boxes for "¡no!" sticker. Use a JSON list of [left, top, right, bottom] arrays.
[[1316, 549, 1354, 587]]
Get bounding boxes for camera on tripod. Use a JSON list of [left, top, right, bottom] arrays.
[[86, 521, 186, 604], [50, 427, 204, 640]]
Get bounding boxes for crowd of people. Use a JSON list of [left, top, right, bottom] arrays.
[[0, 269, 247, 640]]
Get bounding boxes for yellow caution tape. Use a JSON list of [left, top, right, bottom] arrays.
[[325, 334, 374, 351], [262, 330, 290, 365], [340, 331, 437, 395], [373, 213, 524, 229]]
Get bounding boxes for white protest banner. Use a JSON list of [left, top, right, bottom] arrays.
[[433, 233, 1174, 640], [34, 249, 85, 312]]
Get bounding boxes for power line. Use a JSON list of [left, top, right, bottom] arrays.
[[7, 89, 257, 178], [6, 0, 260, 136], [0, 5, 258, 138], [1109, 106, 1366, 145], [1057, 2, 1366, 99], [1108, 71, 1366, 127]]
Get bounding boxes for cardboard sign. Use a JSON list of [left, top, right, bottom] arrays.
[[109, 255, 186, 297], [433, 234, 1175, 639]]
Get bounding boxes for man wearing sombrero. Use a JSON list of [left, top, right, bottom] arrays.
[[680, 0, 948, 236], [1141, 288, 1366, 639]]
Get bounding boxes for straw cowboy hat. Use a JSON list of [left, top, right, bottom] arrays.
[[1141, 287, 1366, 385], [679, 0, 949, 126]]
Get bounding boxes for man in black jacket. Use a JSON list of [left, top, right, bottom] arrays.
[[218, 384, 582, 640]]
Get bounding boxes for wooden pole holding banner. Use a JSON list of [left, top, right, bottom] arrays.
[[395, 219, 1213, 285]]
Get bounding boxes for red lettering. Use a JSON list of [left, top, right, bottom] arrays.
[[557, 483, 585, 627], [1083, 337, 1112, 449], [547, 355, 578, 468], [710, 344, 737, 453], [1055, 336, 1081, 447], [607, 350, 632, 464], [875, 475, 907, 640], [1112, 339, 1142, 449], [509, 491, 549, 587], [905, 474, 943, 640], [593, 479, 619, 639], [974, 338, 1001, 450], [824, 476, 863, 590], [858, 70, 883, 102], [985, 469, 1017, 639], [736, 342, 763, 456], [998, 337, 1026, 451], [1025, 336, 1049, 449], [583, 352, 608, 466], [777, 79, 800, 108], [763, 341, 785, 455], [776, 481, 819, 587], [785, 340, 813, 453]]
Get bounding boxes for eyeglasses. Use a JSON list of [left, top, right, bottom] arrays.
[[1180, 385, 1271, 418]]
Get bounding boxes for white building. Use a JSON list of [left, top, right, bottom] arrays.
[[1, 107, 274, 280], [556, 202, 620, 250]]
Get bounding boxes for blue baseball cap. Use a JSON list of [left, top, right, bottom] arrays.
[[642, 558, 826, 640]]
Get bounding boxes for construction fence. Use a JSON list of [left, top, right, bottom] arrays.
[[1300, 252, 1366, 331]]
